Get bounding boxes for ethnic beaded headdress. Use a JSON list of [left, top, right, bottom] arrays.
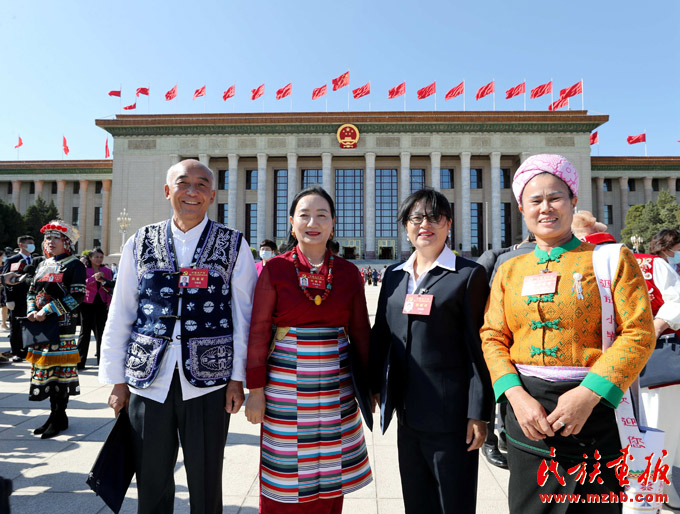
[[40, 219, 80, 243]]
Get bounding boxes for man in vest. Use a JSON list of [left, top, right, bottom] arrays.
[[99, 159, 257, 513]]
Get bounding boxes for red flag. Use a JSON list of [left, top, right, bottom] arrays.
[[530, 81, 552, 99], [14, 137, 23, 149], [193, 85, 206, 100], [627, 133, 646, 145], [505, 82, 526, 99], [417, 81, 436, 100], [548, 97, 569, 111], [251, 84, 265, 100], [108, 90, 121, 97], [332, 71, 349, 91], [445, 81, 464, 100], [560, 81, 583, 99], [590, 132, 599, 145], [62, 136, 69, 156], [388, 82, 406, 99], [223, 85, 235, 100], [105, 138, 110, 158], [352, 82, 370, 99], [165, 85, 177, 101], [475, 80, 495, 100], [312, 85, 327, 100], [276, 83, 292, 100], [123, 101, 136, 110], [136, 87, 149, 97]]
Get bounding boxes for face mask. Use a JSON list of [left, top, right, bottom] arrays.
[[260, 250, 273, 260], [667, 251, 680, 265], [25, 244, 35, 253]]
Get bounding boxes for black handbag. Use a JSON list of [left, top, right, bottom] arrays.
[[639, 338, 680, 389], [86, 409, 136, 514], [20, 316, 60, 349]]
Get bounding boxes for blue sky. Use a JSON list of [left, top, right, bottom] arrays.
[[1, 0, 678, 161]]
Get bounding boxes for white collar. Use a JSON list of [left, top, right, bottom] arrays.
[[395, 245, 457, 274], [171, 215, 209, 241]]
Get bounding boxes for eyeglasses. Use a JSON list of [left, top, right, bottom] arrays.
[[407, 213, 446, 226]]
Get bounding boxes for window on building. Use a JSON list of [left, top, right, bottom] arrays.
[[652, 179, 659, 192], [410, 169, 425, 193], [95, 181, 103, 194], [471, 169, 483, 189], [245, 204, 257, 244], [603, 179, 612, 192], [441, 168, 454, 189], [500, 169, 511, 189], [73, 181, 80, 194], [604, 205, 613, 225], [51, 181, 57, 194], [628, 179, 636, 192], [29, 182, 35, 195], [246, 170, 257, 190], [335, 169, 364, 237], [93, 239, 101, 248], [301, 169, 323, 189], [501, 203, 512, 248], [94, 206, 102, 226], [7, 182, 12, 195], [676, 181, 680, 192], [217, 203, 228, 225], [218, 170, 228, 190], [471, 203, 483, 256], [72, 206, 79, 226], [376, 169, 397, 237], [274, 169, 288, 239]]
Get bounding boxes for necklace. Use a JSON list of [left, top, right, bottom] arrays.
[[292, 246, 334, 306]]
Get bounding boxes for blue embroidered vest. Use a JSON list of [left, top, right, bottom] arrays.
[[124, 219, 242, 389]]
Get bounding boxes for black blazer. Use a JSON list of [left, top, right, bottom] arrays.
[[3, 253, 43, 316], [370, 255, 494, 434]]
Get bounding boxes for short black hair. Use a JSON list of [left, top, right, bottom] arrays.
[[259, 239, 277, 251], [17, 235, 33, 244], [650, 228, 680, 256], [397, 188, 452, 227], [90, 247, 105, 256], [280, 186, 336, 253]]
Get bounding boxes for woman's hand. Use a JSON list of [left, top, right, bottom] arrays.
[[506, 385, 555, 441], [245, 388, 266, 424], [108, 383, 130, 416], [26, 311, 37, 322], [653, 318, 670, 339], [546, 385, 600, 437], [34, 309, 47, 322], [466, 419, 487, 451]]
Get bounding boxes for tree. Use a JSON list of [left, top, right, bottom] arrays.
[[23, 197, 60, 245], [621, 192, 680, 253], [0, 200, 26, 250]]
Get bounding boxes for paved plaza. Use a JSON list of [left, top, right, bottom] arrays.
[[0, 282, 674, 513]]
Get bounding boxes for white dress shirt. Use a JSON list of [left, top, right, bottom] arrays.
[[394, 245, 458, 294], [99, 216, 257, 403], [653, 257, 680, 331]]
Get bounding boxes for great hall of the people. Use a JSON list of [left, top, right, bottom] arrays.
[[1, 111, 679, 260]]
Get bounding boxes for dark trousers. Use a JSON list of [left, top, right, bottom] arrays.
[[129, 371, 230, 514], [397, 422, 479, 514], [8, 311, 26, 358], [77, 297, 108, 366]]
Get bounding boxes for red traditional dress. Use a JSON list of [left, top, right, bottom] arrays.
[[247, 247, 373, 514]]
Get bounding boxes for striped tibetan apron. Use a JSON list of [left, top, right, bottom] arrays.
[[261, 326, 372, 503]]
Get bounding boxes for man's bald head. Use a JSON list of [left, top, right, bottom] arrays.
[[166, 159, 215, 190]]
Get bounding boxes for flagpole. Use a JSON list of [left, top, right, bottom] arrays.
[[290, 94, 292, 113], [347, 68, 350, 112], [434, 88, 437, 112], [325, 95, 328, 113], [147, 83, 150, 113], [119, 83, 122, 112], [493, 78, 495, 111], [463, 80, 466, 112], [524, 77, 526, 111], [644, 129, 647, 157], [404, 84, 406, 112], [550, 78, 554, 105], [581, 78, 584, 110]]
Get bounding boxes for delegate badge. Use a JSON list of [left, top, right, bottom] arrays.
[[179, 268, 209, 288], [521, 272, 558, 297], [402, 293, 434, 316], [298, 272, 326, 289], [38, 273, 63, 283]]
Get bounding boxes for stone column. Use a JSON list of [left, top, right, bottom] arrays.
[[322, 153, 333, 199], [101, 180, 112, 255], [227, 154, 238, 229], [79, 180, 89, 250], [430, 151, 441, 190], [56, 180, 66, 218], [643, 177, 653, 204], [287, 152, 298, 207], [490, 151, 502, 250], [198, 154, 217, 222], [364, 153, 376, 259], [519, 152, 531, 239], [667, 177, 677, 196], [460, 152, 471, 256], [256, 153, 267, 244], [618, 177, 629, 228], [399, 151, 411, 259], [34, 180, 44, 201], [11, 180, 21, 210], [595, 177, 605, 223]]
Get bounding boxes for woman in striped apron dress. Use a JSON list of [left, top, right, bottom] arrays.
[[245, 186, 373, 514]]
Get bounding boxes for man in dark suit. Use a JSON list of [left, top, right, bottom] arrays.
[[2, 235, 40, 362], [371, 189, 494, 514]]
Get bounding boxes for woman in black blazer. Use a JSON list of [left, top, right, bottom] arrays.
[[371, 188, 494, 514]]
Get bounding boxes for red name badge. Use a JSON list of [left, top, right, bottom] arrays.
[[521, 272, 558, 297], [39, 273, 63, 283], [298, 272, 326, 289], [402, 293, 434, 316], [10, 262, 24, 272], [179, 268, 209, 288]]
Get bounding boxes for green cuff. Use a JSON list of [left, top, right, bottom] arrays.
[[581, 372, 623, 409], [493, 373, 523, 403]]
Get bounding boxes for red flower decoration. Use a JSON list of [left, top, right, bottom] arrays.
[[60, 227, 67, 232]]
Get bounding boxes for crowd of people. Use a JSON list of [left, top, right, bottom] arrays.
[[1, 154, 678, 514]]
